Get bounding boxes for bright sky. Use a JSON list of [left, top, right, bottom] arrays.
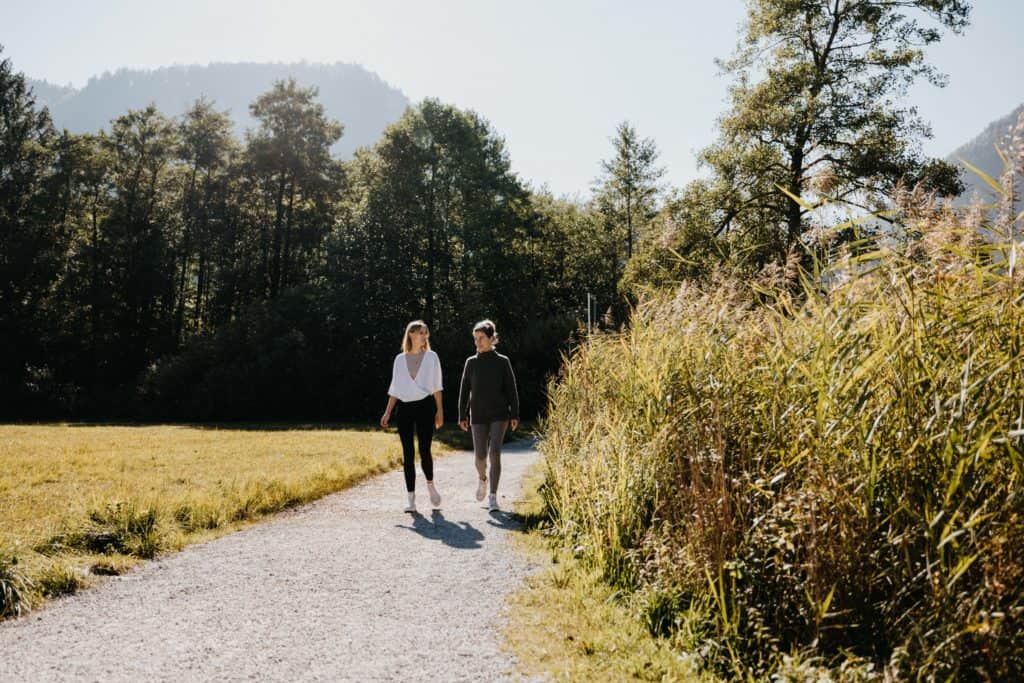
[[3, 0, 1023, 196]]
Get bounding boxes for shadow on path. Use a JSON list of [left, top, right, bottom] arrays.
[[395, 510, 485, 549], [485, 509, 526, 531]]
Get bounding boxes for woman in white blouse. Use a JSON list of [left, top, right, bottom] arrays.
[[381, 320, 444, 512]]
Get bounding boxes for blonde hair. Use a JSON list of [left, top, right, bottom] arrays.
[[473, 319, 499, 345], [402, 320, 431, 353]]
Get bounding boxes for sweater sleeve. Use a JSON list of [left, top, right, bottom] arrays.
[[458, 357, 472, 422], [503, 357, 520, 420]]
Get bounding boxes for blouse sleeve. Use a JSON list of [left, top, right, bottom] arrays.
[[387, 355, 401, 397], [428, 352, 444, 394]]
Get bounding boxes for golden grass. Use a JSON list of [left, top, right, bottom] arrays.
[[0, 422, 441, 616]]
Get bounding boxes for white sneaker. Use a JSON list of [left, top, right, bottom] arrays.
[[404, 493, 416, 513], [475, 478, 487, 502], [427, 483, 441, 508], [488, 493, 499, 511]]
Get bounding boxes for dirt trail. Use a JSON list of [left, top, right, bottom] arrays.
[[0, 440, 541, 682]]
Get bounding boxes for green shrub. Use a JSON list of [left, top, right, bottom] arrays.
[[36, 562, 83, 598], [173, 501, 225, 532], [42, 501, 163, 559]]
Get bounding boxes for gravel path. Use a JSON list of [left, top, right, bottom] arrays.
[[0, 440, 542, 682]]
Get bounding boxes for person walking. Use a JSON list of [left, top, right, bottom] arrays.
[[381, 320, 444, 513], [458, 319, 519, 511]]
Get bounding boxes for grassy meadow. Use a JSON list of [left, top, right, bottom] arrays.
[[0, 422, 440, 617]]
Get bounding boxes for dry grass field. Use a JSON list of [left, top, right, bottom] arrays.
[[0, 423, 440, 616]]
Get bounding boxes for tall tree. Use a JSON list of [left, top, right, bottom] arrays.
[[697, 0, 968, 264], [323, 99, 538, 415], [0, 48, 64, 413], [529, 191, 619, 319], [48, 132, 114, 396], [247, 79, 344, 299], [594, 122, 664, 277], [174, 98, 236, 341], [99, 105, 179, 383], [347, 99, 530, 331]]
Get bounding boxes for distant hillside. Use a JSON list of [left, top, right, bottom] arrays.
[[28, 62, 410, 158], [949, 103, 1023, 208]]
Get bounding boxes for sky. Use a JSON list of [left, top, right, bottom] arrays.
[[3, 0, 1023, 197]]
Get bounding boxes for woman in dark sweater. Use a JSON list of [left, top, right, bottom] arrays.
[[458, 319, 519, 511]]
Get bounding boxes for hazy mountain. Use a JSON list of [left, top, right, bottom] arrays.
[[27, 62, 410, 158], [949, 102, 1023, 207]]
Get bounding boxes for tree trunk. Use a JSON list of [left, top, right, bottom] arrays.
[[269, 174, 286, 298], [426, 160, 437, 327], [787, 145, 806, 249], [281, 177, 296, 292]]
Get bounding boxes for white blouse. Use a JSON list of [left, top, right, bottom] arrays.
[[387, 350, 443, 402]]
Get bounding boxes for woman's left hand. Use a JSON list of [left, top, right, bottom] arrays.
[[435, 413, 444, 429], [511, 419, 519, 431]]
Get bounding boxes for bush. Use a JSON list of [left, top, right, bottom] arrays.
[[36, 562, 83, 598], [42, 501, 163, 559]]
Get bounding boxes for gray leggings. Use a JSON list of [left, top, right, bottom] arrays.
[[471, 420, 508, 494]]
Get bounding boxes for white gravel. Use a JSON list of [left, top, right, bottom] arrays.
[[0, 439, 543, 682]]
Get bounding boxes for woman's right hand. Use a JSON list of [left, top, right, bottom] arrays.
[[459, 420, 469, 432], [380, 413, 390, 428]]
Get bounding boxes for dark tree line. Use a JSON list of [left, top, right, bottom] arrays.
[[4, 0, 968, 421], [0, 49, 621, 421]]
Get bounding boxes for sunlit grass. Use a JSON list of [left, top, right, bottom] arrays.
[[0, 422, 438, 617], [504, 463, 714, 682]]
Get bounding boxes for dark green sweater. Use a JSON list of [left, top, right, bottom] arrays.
[[458, 350, 520, 424]]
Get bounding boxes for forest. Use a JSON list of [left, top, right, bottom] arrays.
[[1, 52, 647, 421]]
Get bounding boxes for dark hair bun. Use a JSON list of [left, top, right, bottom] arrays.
[[471, 319, 495, 337]]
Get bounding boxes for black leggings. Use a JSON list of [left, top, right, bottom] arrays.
[[396, 395, 436, 492]]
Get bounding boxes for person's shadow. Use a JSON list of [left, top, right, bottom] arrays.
[[395, 510, 485, 549], [485, 509, 524, 531]]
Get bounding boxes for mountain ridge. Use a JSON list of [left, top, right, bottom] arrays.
[[948, 102, 1023, 207], [27, 61, 411, 158]]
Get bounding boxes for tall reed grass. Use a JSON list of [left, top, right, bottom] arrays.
[[540, 128, 1024, 679]]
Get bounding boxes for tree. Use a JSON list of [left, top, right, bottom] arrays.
[[696, 0, 969, 265], [323, 99, 556, 417], [345, 99, 530, 330], [98, 105, 180, 383], [529, 191, 620, 322], [48, 131, 114, 398], [174, 98, 236, 341], [621, 185, 725, 295], [0, 48, 64, 413], [594, 122, 664, 280], [247, 79, 344, 299]]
